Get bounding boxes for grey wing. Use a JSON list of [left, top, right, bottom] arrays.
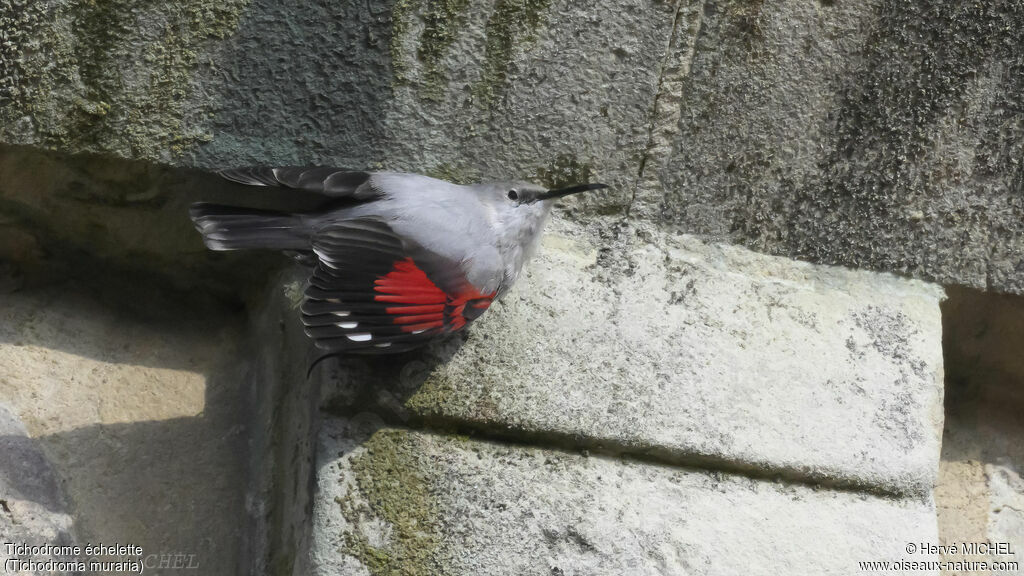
[[219, 166, 380, 200]]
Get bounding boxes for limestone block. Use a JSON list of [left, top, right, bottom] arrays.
[[0, 282, 249, 574], [194, 0, 674, 210], [0, 0, 676, 210], [326, 222, 946, 496], [309, 420, 940, 576]]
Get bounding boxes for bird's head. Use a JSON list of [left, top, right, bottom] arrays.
[[479, 177, 606, 226], [478, 178, 609, 239], [475, 179, 609, 287], [478, 179, 609, 219], [484, 180, 609, 205]]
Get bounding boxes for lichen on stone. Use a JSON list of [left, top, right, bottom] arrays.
[[0, 0, 250, 161], [722, 0, 766, 53], [341, 429, 445, 576], [472, 0, 552, 107], [0, 0, 84, 145], [425, 161, 479, 185], [406, 362, 503, 424], [390, 0, 417, 85], [389, 0, 478, 101], [417, 0, 471, 101]]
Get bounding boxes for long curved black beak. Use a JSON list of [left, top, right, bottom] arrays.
[[536, 182, 609, 201]]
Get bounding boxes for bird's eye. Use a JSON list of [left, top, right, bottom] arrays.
[[507, 189, 519, 201]]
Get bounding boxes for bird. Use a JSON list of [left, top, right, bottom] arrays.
[[190, 166, 607, 356]]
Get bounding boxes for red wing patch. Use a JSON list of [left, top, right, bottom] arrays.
[[302, 219, 500, 354], [375, 258, 495, 334]]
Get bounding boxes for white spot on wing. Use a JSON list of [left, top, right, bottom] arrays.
[[347, 333, 372, 342], [375, 343, 392, 348], [337, 322, 358, 329], [332, 311, 350, 317], [314, 248, 338, 268]]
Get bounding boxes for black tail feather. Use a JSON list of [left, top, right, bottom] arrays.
[[190, 202, 309, 251]]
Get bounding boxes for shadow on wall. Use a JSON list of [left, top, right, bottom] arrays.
[[315, 336, 466, 424], [0, 144, 296, 573], [0, 144, 291, 304], [0, 144, 298, 573], [0, 263, 254, 574], [937, 286, 1024, 557]]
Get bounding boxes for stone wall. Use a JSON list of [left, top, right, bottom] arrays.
[[0, 263, 250, 574], [2, 0, 1022, 292], [308, 222, 947, 574], [1, 0, 1022, 574]]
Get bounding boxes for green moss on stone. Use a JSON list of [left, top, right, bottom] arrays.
[[0, 0, 249, 161], [472, 0, 551, 107], [418, 0, 470, 101], [390, 0, 470, 101], [406, 368, 502, 423], [390, 0, 417, 85], [341, 430, 444, 575], [389, 0, 549, 104], [0, 0, 83, 144]]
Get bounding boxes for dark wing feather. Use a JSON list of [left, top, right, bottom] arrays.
[[219, 166, 377, 200], [302, 218, 496, 354]]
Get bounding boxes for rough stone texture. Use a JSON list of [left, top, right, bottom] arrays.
[[244, 270, 321, 576], [937, 287, 1024, 574], [2, 1, 1017, 574], [0, 403, 77, 576], [192, 0, 671, 212], [324, 220, 946, 495], [0, 275, 250, 574], [652, 0, 1024, 293], [1, 0, 676, 211], [0, 0, 251, 160], [2, 1, 1023, 291], [310, 419, 940, 576]]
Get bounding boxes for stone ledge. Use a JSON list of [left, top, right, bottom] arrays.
[[0, 283, 248, 574], [309, 419, 939, 576], [324, 222, 946, 496]]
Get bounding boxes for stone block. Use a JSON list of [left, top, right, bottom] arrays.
[[0, 280, 249, 574], [309, 420, 940, 575], [326, 223, 946, 495]]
